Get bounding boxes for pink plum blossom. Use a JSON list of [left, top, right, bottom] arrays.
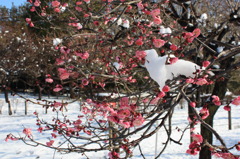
[[235, 145, 240, 151], [231, 96, 240, 105], [212, 95, 221, 106], [53, 84, 63, 92], [132, 115, 145, 127], [186, 141, 201, 155], [195, 78, 208, 86], [120, 97, 129, 107], [170, 44, 178, 51], [5, 134, 18, 142], [46, 140, 54, 147], [192, 28, 201, 38], [224, 105, 231, 111], [200, 107, 209, 119], [52, 1, 60, 8], [135, 50, 146, 59], [58, 71, 70, 80], [29, 22, 34, 27], [157, 91, 166, 98], [135, 38, 144, 46], [45, 78, 53, 83], [221, 153, 235, 159], [26, 18, 31, 23], [52, 102, 62, 107], [150, 97, 160, 104], [108, 151, 120, 159], [86, 98, 92, 103], [54, 7, 61, 13], [75, 6, 82, 12], [108, 115, 119, 123], [51, 133, 57, 138], [34, 0, 41, 7], [150, 9, 160, 17], [30, 6, 36, 12], [23, 128, 32, 137], [84, 0, 90, 3], [153, 39, 165, 48], [119, 120, 131, 128], [183, 28, 201, 43], [191, 133, 203, 143], [60, 46, 70, 54], [117, 109, 131, 119], [81, 52, 89, 59], [186, 148, 199, 155], [186, 78, 194, 83], [56, 58, 65, 65], [82, 79, 89, 86], [153, 17, 162, 24], [202, 61, 211, 67], [142, 98, 149, 103], [137, 1, 144, 10], [169, 57, 178, 64], [190, 102, 196, 108], [162, 85, 170, 92], [76, 1, 82, 5]]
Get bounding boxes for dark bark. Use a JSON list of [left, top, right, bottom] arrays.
[[38, 85, 42, 100], [4, 86, 12, 115], [199, 59, 232, 159]]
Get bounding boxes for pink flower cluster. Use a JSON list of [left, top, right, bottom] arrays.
[[199, 107, 209, 119], [53, 84, 63, 92], [153, 38, 165, 48], [5, 134, 18, 142], [186, 76, 212, 86], [135, 38, 144, 46], [58, 68, 70, 80], [107, 97, 145, 128], [224, 105, 231, 111], [34, 0, 41, 7], [202, 61, 211, 67], [186, 133, 203, 155], [212, 152, 239, 159], [183, 28, 201, 43], [150, 8, 162, 25], [75, 51, 90, 60], [25, 18, 34, 27], [108, 151, 120, 159], [46, 140, 54, 147], [68, 22, 82, 30], [45, 74, 53, 83], [23, 128, 32, 138], [212, 95, 221, 106], [231, 96, 240, 106], [135, 50, 146, 60], [52, 1, 60, 8]]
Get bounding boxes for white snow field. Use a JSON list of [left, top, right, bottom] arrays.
[[0, 94, 240, 159]]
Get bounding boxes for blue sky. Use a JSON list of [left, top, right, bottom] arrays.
[[0, 0, 26, 8]]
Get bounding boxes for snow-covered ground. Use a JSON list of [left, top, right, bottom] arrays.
[[0, 94, 240, 159]]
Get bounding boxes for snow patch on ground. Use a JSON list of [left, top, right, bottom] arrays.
[[0, 94, 240, 159]]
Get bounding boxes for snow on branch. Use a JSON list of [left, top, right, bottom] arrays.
[[144, 49, 203, 90]]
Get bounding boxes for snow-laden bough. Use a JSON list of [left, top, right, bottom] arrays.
[[144, 49, 207, 90]]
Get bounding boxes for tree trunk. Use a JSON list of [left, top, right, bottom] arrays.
[[38, 85, 42, 100], [199, 76, 229, 159], [70, 83, 76, 99], [25, 100, 28, 115], [188, 96, 195, 143], [4, 87, 12, 115], [199, 50, 234, 159]]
